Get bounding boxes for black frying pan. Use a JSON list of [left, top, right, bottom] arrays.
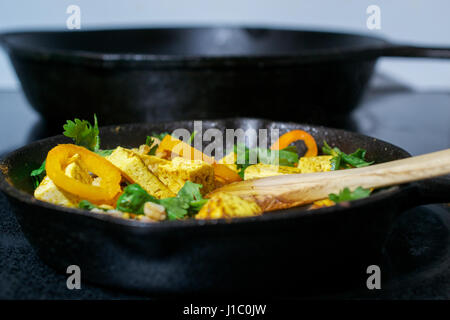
[[1, 27, 450, 128], [1, 119, 449, 296]]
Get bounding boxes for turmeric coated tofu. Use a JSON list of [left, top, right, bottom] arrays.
[[34, 176, 79, 208], [64, 154, 93, 184], [135, 152, 171, 174], [156, 157, 215, 195], [106, 147, 175, 199], [244, 163, 302, 180], [34, 153, 91, 207], [196, 192, 262, 219], [297, 156, 332, 173]]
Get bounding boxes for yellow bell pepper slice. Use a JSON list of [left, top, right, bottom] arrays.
[[157, 134, 215, 163], [46, 144, 122, 202]]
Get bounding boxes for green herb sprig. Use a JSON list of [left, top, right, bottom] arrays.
[[115, 181, 208, 220], [63, 114, 100, 152], [145, 132, 169, 155], [328, 187, 372, 203], [78, 200, 108, 212], [30, 160, 46, 188], [233, 143, 299, 179], [322, 141, 373, 170]]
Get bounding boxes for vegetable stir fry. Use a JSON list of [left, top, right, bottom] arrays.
[[31, 116, 374, 222]]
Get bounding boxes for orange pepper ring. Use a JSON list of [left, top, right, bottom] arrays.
[[46, 144, 122, 202], [270, 129, 318, 157]]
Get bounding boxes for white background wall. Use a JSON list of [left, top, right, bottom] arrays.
[[1, 0, 449, 90]]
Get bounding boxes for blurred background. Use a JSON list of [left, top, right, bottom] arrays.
[[0, 0, 450, 91]]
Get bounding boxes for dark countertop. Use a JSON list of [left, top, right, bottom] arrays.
[[0, 75, 449, 299]]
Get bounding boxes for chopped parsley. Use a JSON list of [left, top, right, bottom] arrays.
[[322, 141, 373, 170], [78, 200, 108, 212], [233, 143, 299, 179], [63, 114, 100, 152], [328, 187, 372, 203], [30, 160, 46, 189], [95, 149, 114, 157], [145, 136, 159, 155], [115, 181, 208, 220], [145, 132, 169, 155]]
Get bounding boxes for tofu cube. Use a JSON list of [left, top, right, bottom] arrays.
[[156, 157, 215, 195], [244, 163, 301, 180], [34, 176, 79, 208], [135, 153, 171, 174], [65, 154, 93, 184], [196, 192, 262, 220], [297, 156, 332, 173], [106, 147, 175, 199]]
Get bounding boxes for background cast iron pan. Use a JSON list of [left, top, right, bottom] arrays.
[[1, 27, 450, 128], [0, 119, 449, 296]]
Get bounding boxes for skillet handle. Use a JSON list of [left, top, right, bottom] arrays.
[[410, 174, 450, 206], [378, 44, 450, 59]]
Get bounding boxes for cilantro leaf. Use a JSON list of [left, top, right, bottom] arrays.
[[176, 181, 209, 215], [322, 141, 373, 170], [341, 152, 373, 168], [95, 149, 114, 157], [349, 148, 367, 159], [116, 184, 157, 215], [330, 155, 341, 171], [234, 143, 252, 179], [159, 197, 190, 220], [189, 199, 209, 211], [31, 160, 46, 177], [277, 148, 299, 167], [145, 136, 158, 155], [177, 181, 203, 203], [115, 181, 208, 220], [79, 200, 108, 211], [258, 148, 298, 166], [281, 145, 299, 154], [328, 187, 372, 203], [233, 143, 299, 179], [63, 114, 100, 152], [30, 160, 46, 189], [145, 132, 169, 155], [145, 136, 153, 146], [322, 141, 338, 157]]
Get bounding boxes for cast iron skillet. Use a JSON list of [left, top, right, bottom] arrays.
[[1, 27, 450, 127], [0, 119, 449, 296]]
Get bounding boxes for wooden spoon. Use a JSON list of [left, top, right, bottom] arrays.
[[207, 149, 450, 211]]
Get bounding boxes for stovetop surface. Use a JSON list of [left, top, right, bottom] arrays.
[[0, 74, 449, 299]]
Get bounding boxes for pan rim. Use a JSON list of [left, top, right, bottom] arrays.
[[0, 118, 412, 231], [0, 25, 390, 68]]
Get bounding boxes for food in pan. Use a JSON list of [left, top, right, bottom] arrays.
[[30, 116, 374, 222]]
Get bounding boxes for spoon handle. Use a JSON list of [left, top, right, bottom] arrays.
[[209, 149, 450, 211]]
